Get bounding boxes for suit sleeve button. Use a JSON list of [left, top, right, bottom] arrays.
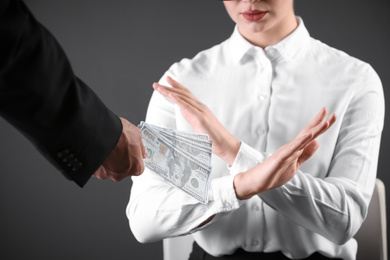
[[72, 162, 83, 171], [62, 154, 74, 162], [57, 149, 70, 158], [67, 158, 78, 167]]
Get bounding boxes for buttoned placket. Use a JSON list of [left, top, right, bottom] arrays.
[[243, 198, 265, 251], [243, 48, 273, 252], [252, 48, 272, 152]]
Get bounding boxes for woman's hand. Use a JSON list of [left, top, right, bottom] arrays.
[[153, 76, 240, 165], [233, 108, 336, 200], [153, 77, 336, 200]]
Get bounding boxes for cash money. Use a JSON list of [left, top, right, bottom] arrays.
[[138, 122, 213, 204]]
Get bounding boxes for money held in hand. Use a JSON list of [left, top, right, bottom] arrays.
[[138, 122, 213, 204]]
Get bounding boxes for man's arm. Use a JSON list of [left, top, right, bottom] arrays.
[[0, 0, 145, 186]]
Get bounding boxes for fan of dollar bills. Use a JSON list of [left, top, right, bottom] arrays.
[[138, 121, 212, 204]]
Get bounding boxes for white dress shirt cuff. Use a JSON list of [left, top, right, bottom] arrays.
[[190, 175, 245, 233], [228, 142, 271, 176], [210, 175, 245, 209]]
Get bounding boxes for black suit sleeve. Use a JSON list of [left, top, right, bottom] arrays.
[[0, 0, 122, 187]]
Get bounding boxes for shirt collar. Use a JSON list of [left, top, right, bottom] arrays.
[[229, 17, 310, 63], [229, 25, 255, 63]]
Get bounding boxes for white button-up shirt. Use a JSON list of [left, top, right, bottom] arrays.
[[127, 18, 384, 260]]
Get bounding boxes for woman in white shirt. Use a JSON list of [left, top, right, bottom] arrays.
[[127, 0, 384, 259]]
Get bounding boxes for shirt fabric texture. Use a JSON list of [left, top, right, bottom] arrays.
[[127, 18, 384, 260]]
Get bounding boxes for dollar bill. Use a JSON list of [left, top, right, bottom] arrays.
[[138, 122, 212, 204], [149, 124, 212, 147], [141, 122, 212, 168], [156, 132, 212, 165], [158, 130, 213, 151]]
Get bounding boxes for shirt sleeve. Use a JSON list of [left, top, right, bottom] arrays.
[[236, 65, 384, 245], [228, 142, 271, 176], [126, 69, 244, 243]]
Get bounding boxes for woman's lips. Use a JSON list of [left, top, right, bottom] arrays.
[[242, 10, 267, 21]]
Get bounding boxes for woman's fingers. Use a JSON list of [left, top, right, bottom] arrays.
[[166, 76, 188, 91], [154, 76, 195, 99], [153, 77, 198, 102], [299, 107, 327, 134], [153, 82, 183, 98], [153, 82, 206, 115], [284, 112, 336, 157], [297, 140, 319, 165], [288, 132, 314, 156], [309, 113, 337, 141]]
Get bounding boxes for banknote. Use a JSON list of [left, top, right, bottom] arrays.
[[157, 132, 212, 165], [138, 122, 212, 204], [140, 122, 212, 168], [149, 124, 212, 148], [158, 130, 213, 151]]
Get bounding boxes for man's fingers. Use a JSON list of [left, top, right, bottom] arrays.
[[93, 167, 120, 181], [93, 166, 108, 180], [131, 142, 146, 177], [142, 145, 148, 159], [110, 174, 126, 182], [131, 152, 145, 176]]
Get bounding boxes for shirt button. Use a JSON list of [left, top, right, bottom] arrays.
[[252, 204, 260, 212], [267, 48, 277, 57], [252, 240, 259, 246], [257, 128, 265, 135], [258, 94, 268, 101], [257, 62, 266, 70]]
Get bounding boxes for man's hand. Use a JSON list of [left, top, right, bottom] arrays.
[[233, 108, 336, 200], [93, 117, 147, 181]]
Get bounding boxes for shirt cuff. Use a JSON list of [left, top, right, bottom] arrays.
[[209, 175, 246, 211], [189, 175, 246, 233], [228, 142, 271, 176]]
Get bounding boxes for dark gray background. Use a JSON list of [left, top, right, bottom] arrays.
[[0, 0, 389, 259]]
